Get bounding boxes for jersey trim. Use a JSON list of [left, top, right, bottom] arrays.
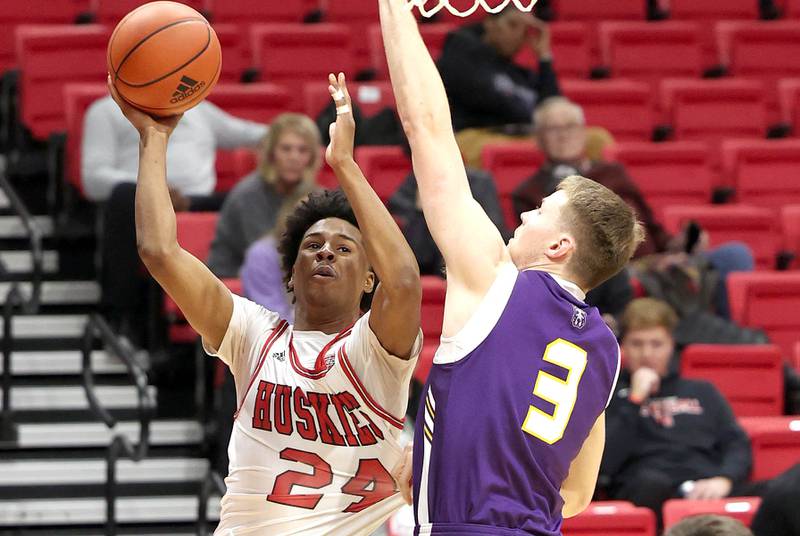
[[339, 345, 405, 430], [233, 320, 289, 420], [434, 262, 518, 365], [606, 344, 622, 409], [288, 327, 353, 380]]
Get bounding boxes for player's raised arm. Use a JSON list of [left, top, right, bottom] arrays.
[[107, 78, 232, 350], [326, 73, 421, 358], [378, 0, 509, 307]]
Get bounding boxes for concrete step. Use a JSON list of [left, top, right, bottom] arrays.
[[0, 215, 53, 239], [0, 280, 99, 306], [0, 350, 126, 376], [0, 458, 208, 487], [0, 250, 58, 275], [0, 385, 157, 411], [0, 314, 88, 339], [9, 420, 203, 449], [0, 495, 220, 526]]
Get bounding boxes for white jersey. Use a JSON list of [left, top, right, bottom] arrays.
[[204, 294, 421, 536]]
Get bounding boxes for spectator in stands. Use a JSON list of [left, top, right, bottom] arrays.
[[601, 298, 800, 531], [388, 140, 508, 275], [83, 96, 268, 340], [208, 113, 321, 278], [665, 515, 753, 536], [437, 8, 560, 132], [513, 97, 753, 317]]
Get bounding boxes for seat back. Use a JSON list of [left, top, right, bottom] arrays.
[[781, 205, 800, 263], [778, 78, 800, 128], [420, 276, 446, 343], [481, 142, 545, 231], [514, 22, 592, 79], [63, 83, 109, 195], [663, 498, 762, 530], [563, 501, 656, 536], [722, 139, 800, 209], [562, 79, 653, 141], [355, 146, 411, 204], [681, 344, 783, 417], [303, 80, 395, 118], [552, 0, 646, 21], [739, 416, 800, 480]]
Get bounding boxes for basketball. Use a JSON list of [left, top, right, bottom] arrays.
[[107, 1, 221, 116]]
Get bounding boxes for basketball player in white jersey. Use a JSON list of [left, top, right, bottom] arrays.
[[107, 72, 422, 535]]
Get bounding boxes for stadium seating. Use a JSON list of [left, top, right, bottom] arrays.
[[63, 83, 108, 196], [739, 416, 800, 480], [728, 272, 800, 356], [562, 501, 656, 536], [481, 142, 546, 230], [205, 83, 294, 125], [781, 205, 800, 266], [681, 344, 783, 417], [716, 21, 800, 107], [514, 22, 593, 79], [721, 139, 800, 209], [777, 78, 800, 130], [660, 78, 767, 149], [368, 23, 455, 79], [604, 141, 713, 221], [663, 498, 762, 530], [207, 0, 312, 25], [211, 23, 247, 82], [354, 146, 411, 203], [561, 79, 654, 141], [668, 0, 759, 20], [421, 275, 446, 344], [788, 0, 800, 18], [16, 24, 110, 140], [598, 22, 703, 88], [662, 205, 780, 270], [552, 0, 646, 22], [249, 23, 353, 102], [94, 0, 206, 23], [0, 0, 86, 73], [794, 342, 800, 371], [321, 0, 379, 72], [414, 343, 437, 384], [214, 148, 257, 193], [303, 80, 395, 118]]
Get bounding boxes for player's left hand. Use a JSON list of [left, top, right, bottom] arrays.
[[325, 72, 356, 170], [391, 443, 414, 505], [686, 476, 733, 500]]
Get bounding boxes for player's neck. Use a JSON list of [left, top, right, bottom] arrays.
[[293, 306, 360, 335], [517, 262, 587, 294]]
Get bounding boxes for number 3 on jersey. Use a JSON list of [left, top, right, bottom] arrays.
[[522, 338, 587, 445]]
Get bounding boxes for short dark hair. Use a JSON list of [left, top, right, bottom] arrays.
[[277, 189, 374, 311], [665, 515, 753, 536]]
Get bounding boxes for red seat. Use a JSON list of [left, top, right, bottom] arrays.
[[663, 498, 762, 530], [681, 344, 783, 417], [205, 83, 294, 124], [368, 23, 455, 79], [599, 22, 703, 89], [303, 80, 395, 118], [670, 0, 759, 20], [781, 205, 800, 264], [721, 139, 800, 208], [788, 0, 800, 18], [660, 78, 767, 149], [355, 146, 411, 204], [481, 142, 545, 231], [414, 343, 437, 384], [604, 141, 713, 221], [16, 24, 110, 140], [728, 272, 800, 355], [63, 83, 110, 196], [777, 78, 800, 130], [94, 0, 206, 23], [514, 23, 592, 79], [561, 79, 653, 141], [249, 23, 353, 104], [207, 0, 311, 24], [662, 205, 779, 270], [421, 275, 446, 343], [563, 501, 656, 536], [793, 341, 800, 371], [322, 0, 379, 72], [215, 148, 257, 193], [553, 0, 646, 21], [739, 416, 800, 480], [212, 23, 247, 82]]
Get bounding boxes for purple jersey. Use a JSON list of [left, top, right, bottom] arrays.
[[413, 265, 620, 536]]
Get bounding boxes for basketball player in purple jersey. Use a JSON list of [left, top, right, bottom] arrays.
[[378, 1, 645, 534]]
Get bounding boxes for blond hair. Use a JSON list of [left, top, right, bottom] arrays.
[[557, 175, 644, 289], [620, 298, 679, 337], [258, 113, 321, 187]]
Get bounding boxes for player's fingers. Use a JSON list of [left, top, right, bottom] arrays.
[[338, 72, 352, 106]]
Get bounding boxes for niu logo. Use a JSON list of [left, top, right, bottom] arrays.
[[170, 75, 205, 104]]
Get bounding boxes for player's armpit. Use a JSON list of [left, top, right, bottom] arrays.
[[561, 413, 605, 518]]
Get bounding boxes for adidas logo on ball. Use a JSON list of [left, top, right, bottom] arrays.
[[170, 75, 205, 103]]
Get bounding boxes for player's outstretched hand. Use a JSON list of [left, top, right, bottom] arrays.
[[391, 443, 414, 505], [107, 75, 182, 138], [325, 72, 356, 170]]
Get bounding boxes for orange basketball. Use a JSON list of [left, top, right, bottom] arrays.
[[107, 1, 221, 116]]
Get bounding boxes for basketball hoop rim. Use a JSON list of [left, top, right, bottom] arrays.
[[406, 0, 539, 18]]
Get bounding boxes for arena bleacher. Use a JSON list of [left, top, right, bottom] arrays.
[[0, 0, 799, 534]]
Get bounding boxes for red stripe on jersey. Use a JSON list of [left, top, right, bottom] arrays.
[[339, 346, 405, 430], [234, 320, 289, 421]]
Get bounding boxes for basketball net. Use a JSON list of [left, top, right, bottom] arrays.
[[406, 0, 538, 17]]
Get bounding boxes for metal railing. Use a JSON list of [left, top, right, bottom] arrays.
[[81, 314, 155, 536], [0, 163, 43, 444]]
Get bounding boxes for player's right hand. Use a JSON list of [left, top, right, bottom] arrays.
[[391, 443, 414, 505], [107, 75, 182, 138], [629, 367, 660, 404]]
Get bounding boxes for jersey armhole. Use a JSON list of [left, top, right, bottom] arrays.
[[434, 262, 518, 365], [606, 345, 622, 409]]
